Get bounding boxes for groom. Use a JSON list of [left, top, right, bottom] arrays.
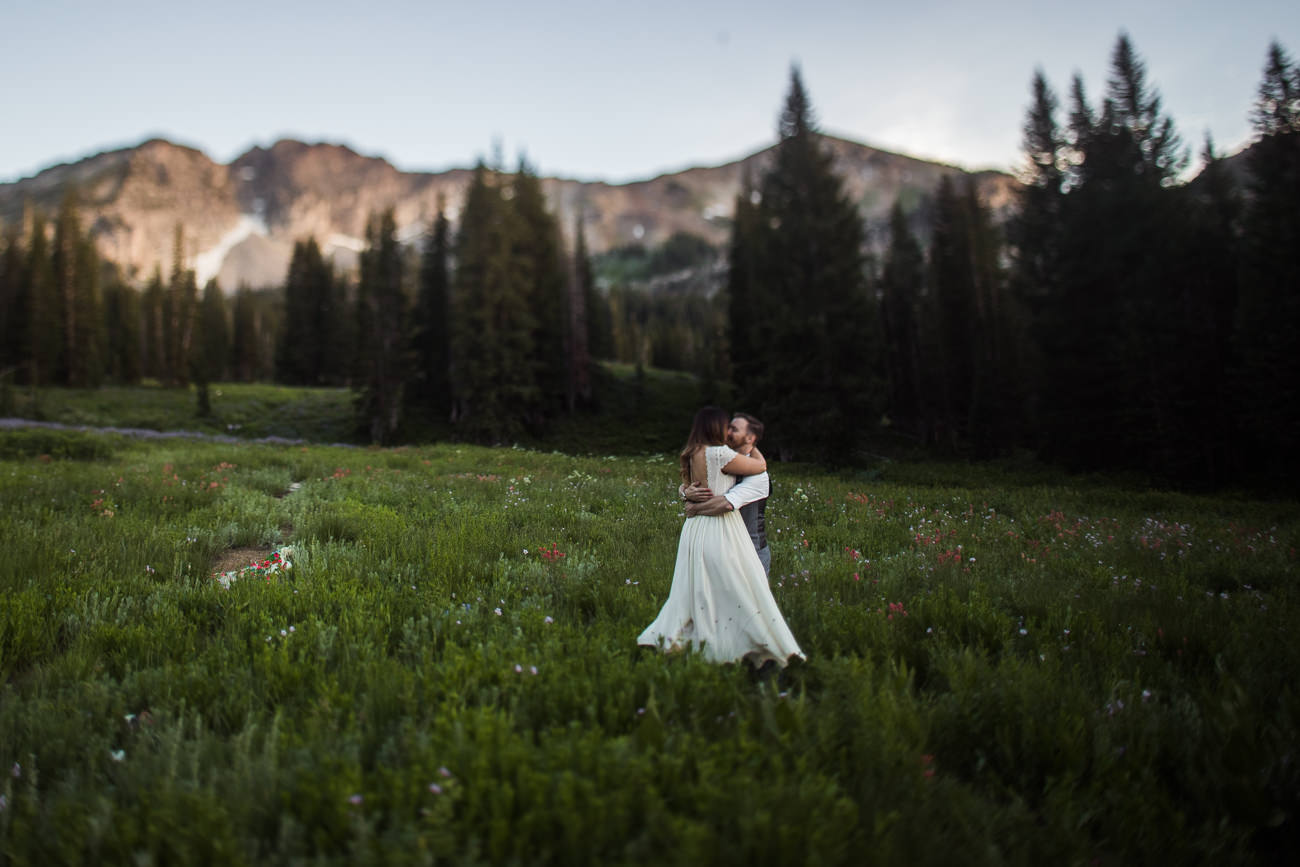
[[682, 412, 771, 576]]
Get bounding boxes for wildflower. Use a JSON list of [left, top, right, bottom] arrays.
[[288, 626, 295, 633], [11, 762, 19, 778], [110, 750, 126, 762], [543, 616, 554, 624], [530, 666, 538, 675], [348, 794, 363, 806], [1019, 628, 1028, 636], [280, 629, 287, 637], [438, 767, 452, 778], [514, 664, 523, 673], [493, 607, 503, 616], [428, 783, 443, 795]]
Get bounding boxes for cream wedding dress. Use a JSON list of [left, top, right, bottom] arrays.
[[638, 444, 804, 667]]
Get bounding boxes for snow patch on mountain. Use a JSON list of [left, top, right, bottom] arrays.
[[195, 214, 269, 285], [326, 233, 365, 253]]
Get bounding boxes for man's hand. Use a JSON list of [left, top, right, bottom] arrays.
[[682, 482, 714, 503], [685, 495, 733, 517]]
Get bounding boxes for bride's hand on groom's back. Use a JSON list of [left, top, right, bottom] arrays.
[[682, 482, 714, 503]]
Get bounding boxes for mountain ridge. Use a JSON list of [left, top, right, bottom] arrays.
[[0, 135, 1021, 291]]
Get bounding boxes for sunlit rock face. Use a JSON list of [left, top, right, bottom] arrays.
[[0, 135, 1018, 290]]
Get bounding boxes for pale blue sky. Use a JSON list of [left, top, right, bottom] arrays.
[[2, 0, 1297, 184]]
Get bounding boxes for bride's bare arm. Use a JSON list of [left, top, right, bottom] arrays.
[[722, 446, 766, 476]]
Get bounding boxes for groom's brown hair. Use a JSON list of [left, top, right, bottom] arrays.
[[734, 412, 764, 445]]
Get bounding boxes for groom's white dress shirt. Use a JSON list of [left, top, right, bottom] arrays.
[[724, 471, 769, 511]]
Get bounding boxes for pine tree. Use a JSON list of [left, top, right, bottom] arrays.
[[1007, 70, 1065, 441], [140, 267, 166, 382], [191, 280, 229, 415], [354, 210, 408, 444], [408, 198, 452, 421], [512, 160, 569, 424], [164, 225, 198, 387], [1009, 70, 1065, 311], [449, 164, 535, 442], [1235, 41, 1300, 483], [277, 238, 334, 384], [566, 212, 595, 409], [925, 176, 977, 451], [738, 67, 876, 462], [52, 190, 83, 385], [878, 199, 926, 441], [1037, 35, 1189, 473], [25, 209, 59, 386], [1174, 136, 1243, 482], [102, 275, 142, 384], [229, 286, 259, 383], [0, 226, 25, 380]]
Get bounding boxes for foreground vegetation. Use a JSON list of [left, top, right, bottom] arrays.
[[1, 425, 1296, 864]]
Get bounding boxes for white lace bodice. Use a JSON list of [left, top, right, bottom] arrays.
[[705, 445, 739, 494]]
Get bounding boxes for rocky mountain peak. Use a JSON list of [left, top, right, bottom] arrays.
[[0, 135, 1020, 291]]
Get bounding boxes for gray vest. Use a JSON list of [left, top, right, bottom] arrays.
[[738, 478, 768, 551]]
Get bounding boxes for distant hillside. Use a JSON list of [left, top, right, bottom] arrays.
[[0, 135, 1020, 291]]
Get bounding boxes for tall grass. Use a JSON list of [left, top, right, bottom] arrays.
[[1, 430, 1296, 864]]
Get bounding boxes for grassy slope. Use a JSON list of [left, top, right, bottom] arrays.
[[0, 427, 1297, 864], [2, 362, 716, 455]]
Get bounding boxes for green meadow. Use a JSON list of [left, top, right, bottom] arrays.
[[1, 406, 1298, 863]]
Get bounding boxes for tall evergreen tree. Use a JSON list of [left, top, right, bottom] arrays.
[[449, 164, 535, 442], [164, 225, 198, 387], [1036, 35, 1189, 473], [0, 226, 25, 380], [140, 267, 166, 382], [512, 160, 569, 424], [229, 286, 260, 383], [1173, 136, 1243, 482], [51, 191, 104, 388], [354, 210, 408, 444], [736, 67, 877, 462], [566, 212, 595, 409], [1235, 41, 1300, 483], [102, 275, 142, 384], [191, 279, 229, 415], [925, 176, 977, 451], [276, 238, 336, 384], [878, 199, 926, 441], [408, 199, 452, 421], [24, 209, 59, 386], [1007, 70, 1066, 440]]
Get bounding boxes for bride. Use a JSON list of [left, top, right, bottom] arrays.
[[638, 406, 804, 668]]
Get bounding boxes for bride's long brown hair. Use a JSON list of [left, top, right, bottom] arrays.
[[679, 406, 729, 483]]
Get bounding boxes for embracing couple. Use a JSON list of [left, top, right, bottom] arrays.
[[637, 407, 804, 669]]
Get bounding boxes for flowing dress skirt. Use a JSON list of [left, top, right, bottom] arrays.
[[637, 509, 804, 667]]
